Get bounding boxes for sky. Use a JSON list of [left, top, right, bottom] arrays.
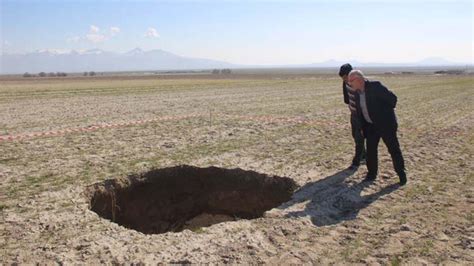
[[1, 0, 473, 65]]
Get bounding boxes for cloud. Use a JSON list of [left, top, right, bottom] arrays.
[[110, 26, 121, 36], [2, 41, 11, 54], [68, 25, 120, 44], [90, 25, 100, 33], [85, 25, 107, 43], [144, 27, 160, 38]]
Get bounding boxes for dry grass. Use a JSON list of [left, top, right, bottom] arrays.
[[0, 73, 473, 264]]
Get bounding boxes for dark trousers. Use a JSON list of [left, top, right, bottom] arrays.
[[351, 114, 366, 165], [365, 123, 405, 178]]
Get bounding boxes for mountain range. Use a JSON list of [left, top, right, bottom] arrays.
[[0, 48, 233, 74], [0, 48, 470, 74], [307, 58, 470, 68]]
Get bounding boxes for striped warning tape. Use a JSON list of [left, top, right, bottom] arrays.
[[0, 114, 344, 142], [0, 114, 201, 142], [0, 114, 462, 142], [226, 115, 469, 138], [223, 114, 343, 127]]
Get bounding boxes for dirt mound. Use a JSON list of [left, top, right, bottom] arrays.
[[87, 165, 298, 234]]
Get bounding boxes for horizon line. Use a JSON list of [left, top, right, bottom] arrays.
[[1, 48, 472, 66]]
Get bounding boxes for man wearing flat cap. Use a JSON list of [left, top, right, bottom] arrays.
[[339, 63, 366, 170]]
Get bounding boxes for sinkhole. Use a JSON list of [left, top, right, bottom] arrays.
[[87, 165, 297, 234]]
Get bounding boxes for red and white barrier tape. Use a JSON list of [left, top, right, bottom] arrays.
[[223, 114, 343, 127], [0, 113, 464, 143], [0, 114, 201, 142]]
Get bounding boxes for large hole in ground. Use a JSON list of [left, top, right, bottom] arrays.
[[87, 165, 298, 234]]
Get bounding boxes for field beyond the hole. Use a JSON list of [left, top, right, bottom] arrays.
[[1, 73, 473, 264]]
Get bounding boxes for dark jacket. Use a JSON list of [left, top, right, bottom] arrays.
[[343, 81, 358, 116], [342, 82, 350, 104], [357, 80, 398, 132]]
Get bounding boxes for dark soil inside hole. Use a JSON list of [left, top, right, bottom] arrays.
[[87, 165, 298, 234]]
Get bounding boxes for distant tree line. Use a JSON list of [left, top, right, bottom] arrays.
[[22, 71, 101, 78], [434, 70, 465, 75], [83, 71, 96, 76], [23, 72, 68, 78], [212, 69, 232, 74]]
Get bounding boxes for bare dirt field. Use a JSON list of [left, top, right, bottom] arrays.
[[1, 73, 473, 264]]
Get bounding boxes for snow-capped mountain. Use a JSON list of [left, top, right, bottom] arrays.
[[0, 48, 234, 74], [0, 48, 469, 74]]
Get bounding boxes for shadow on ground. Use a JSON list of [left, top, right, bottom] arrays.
[[280, 168, 400, 226]]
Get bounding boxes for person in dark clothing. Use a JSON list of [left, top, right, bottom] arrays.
[[339, 63, 366, 169], [347, 70, 407, 186]]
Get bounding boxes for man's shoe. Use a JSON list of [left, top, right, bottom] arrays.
[[399, 174, 407, 186], [364, 174, 376, 182], [348, 164, 359, 170]]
